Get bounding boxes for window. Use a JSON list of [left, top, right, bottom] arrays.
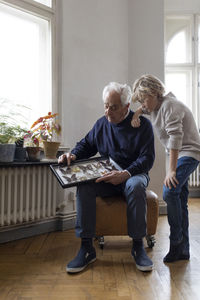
[[165, 14, 200, 129], [0, 0, 56, 128], [33, 0, 52, 7]]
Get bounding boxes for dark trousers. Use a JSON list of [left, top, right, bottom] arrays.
[[163, 156, 199, 253], [75, 173, 149, 240]]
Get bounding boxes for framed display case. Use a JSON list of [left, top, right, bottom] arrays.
[[50, 156, 122, 188]]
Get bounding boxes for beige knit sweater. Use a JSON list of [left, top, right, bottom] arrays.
[[151, 92, 200, 161]]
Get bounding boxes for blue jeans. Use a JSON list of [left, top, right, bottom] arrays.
[[163, 156, 199, 252], [75, 173, 149, 239]]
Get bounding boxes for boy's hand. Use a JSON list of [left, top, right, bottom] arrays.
[[131, 107, 143, 128], [131, 115, 141, 127], [164, 170, 179, 189]]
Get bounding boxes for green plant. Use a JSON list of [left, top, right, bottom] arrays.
[[0, 122, 27, 144], [0, 98, 30, 145]]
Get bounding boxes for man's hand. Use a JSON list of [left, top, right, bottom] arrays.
[[96, 170, 130, 185], [164, 170, 179, 189], [58, 153, 76, 165]]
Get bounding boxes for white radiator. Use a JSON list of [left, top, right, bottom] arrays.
[[0, 166, 57, 227], [1, 163, 198, 228], [189, 164, 200, 187]]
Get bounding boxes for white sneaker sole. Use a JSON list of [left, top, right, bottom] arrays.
[[136, 263, 154, 272], [66, 257, 97, 273]]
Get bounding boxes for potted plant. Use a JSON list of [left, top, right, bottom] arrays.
[[23, 131, 41, 161], [0, 122, 28, 162], [0, 98, 30, 162], [28, 112, 61, 159]]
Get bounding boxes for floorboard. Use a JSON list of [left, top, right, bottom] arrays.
[[0, 198, 200, 300]]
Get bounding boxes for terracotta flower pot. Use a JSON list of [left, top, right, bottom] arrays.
[[43, 141, 60, 159]]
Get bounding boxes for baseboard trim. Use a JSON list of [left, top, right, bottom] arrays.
[[0, 199, 168, 244], [159, 200, 167, 215], [0, 214, 76, 244], [189, 189, 200, 198]]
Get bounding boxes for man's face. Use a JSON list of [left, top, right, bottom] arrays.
[[104, 91, 129, 124]]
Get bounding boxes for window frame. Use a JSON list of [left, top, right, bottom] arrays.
[[165, 13, 200, 130], [0, 0, 55, 13], [23, 0, 55, 11], [165, 66, 193, 109], [0, 0, 58, 117], [165, 14, 194, 65]]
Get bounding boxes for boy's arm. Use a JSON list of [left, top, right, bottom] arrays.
[[131, 106, 143, 127], [164, 149, 179, 189]]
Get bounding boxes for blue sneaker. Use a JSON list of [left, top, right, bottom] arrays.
[[66, 246, 96, 273], [163, 239, 190, 263], [132, 239, 153, 272]]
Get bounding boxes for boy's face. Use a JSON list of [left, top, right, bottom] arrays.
[[140, 94, 160, 113]]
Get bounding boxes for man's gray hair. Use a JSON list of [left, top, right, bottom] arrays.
[[102, 82, 132, 106]]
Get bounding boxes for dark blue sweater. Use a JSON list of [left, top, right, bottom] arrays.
[[71, 111, 155, 176]]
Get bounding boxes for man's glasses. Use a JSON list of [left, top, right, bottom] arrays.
[[104, 104, 122, 112]]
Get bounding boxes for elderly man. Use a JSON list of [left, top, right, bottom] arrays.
[[58, 82, 155, 273]]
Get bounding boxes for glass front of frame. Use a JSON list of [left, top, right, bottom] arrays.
[[50, 157, 122, 188]]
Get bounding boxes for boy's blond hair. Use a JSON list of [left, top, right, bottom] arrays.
[[132, 74, 165, 103]]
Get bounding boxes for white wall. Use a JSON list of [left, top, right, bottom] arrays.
[[60, 0, 129, 147], [128, 0, 164, 81], [128, 0, 166, 202], [58, 0, 165, 206], [165, 0, 200, 12]]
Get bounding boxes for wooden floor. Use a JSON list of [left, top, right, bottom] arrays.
[[0, 199, 200, 300]]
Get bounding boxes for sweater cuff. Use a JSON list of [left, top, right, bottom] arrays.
[[124, 169, 131, 177], [167, 137, 182, 150]]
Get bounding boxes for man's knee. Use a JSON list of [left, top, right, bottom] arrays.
[[125, 177, 146, 196]]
